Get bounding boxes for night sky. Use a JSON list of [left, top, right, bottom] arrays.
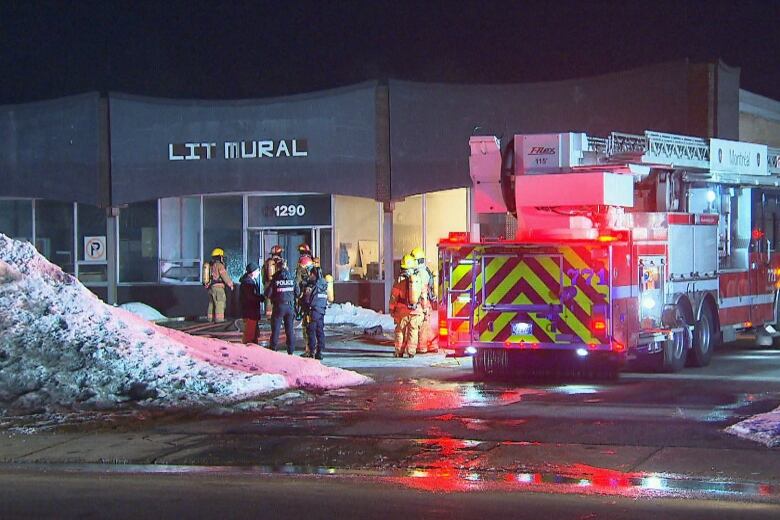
[[1, 0, 779, 104]]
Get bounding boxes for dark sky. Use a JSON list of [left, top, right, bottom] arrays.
[[1, 0, 779, 104]]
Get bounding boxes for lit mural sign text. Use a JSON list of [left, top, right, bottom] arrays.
[[168, 139, 308, 161]]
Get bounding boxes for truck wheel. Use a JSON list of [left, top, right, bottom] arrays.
[[662, 329, 687, 372], [688, 305, 716, 367]]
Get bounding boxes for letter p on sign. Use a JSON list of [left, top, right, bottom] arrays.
[[84, 236, 107, 262]]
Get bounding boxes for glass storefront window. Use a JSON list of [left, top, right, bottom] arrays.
[[119, 200, 159, 283], [77, 204, 108, 284], [35, 200, 75, 274], [425, 188, 468, 274], [333, 195, 380, 281], [0, 199, 33, 242], [160, 196, 201, 283], [204, 195, 243, 282], [318, 228, 333, 278], [393, 195, 422, 260]]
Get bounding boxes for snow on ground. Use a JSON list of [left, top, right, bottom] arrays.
[[0, 234, 369, 413], [325, 302, 438, 338], [325, 302, 395, 330], [119, 302, 167, 322], [726, 406, 780, 448]]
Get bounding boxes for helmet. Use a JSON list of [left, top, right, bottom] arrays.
[[410, 247, 425, 263], [270, 245, 283, 255], [401, 254, 417, 270], [211, 247, 225, 257], [299, 256, 314, 270], [298, 243, 311, 255]]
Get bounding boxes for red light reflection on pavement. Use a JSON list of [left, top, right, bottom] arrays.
[[398, 381, 544, 412], [387, 458, 780, 498]]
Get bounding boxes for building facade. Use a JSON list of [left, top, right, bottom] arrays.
[[3, 60, 773, 317]]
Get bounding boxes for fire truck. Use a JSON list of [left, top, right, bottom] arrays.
[[438, 131, 780, 377]]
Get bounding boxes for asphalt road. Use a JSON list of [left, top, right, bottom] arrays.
[[1, 468, 779, 520], [3, 337, 780, 517]]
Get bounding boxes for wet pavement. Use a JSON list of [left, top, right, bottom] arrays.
[[3, 335, 780, 513]]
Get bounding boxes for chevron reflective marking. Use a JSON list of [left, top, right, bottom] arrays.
[[469, 247, 610, 345]]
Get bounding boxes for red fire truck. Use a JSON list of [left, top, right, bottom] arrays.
[[438, 131, 780, 377]]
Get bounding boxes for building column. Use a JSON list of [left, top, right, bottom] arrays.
[[383, 201, 394, 313], [106, 207, 118, 305]]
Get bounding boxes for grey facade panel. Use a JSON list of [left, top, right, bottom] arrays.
[[716, 61, 741, 140], [109, 83, 379, 205], [0, 93, 104, 206], [389, 61, 697, 199]]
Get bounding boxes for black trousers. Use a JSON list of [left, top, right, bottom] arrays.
[[306, 310, 326, 356], [270, 304, 295, 354]]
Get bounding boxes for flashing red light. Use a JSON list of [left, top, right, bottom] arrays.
[[446, 232, 469, 243], [743, 321, 753, 328], [612, 340, 626, 353], [596, 230, 627, 243], [588, 343, 598, 350], [591, 317, 607, 331], [752, 229, 765, 240]]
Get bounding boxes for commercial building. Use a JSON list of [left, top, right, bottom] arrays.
[[2, 60, 778, 316]]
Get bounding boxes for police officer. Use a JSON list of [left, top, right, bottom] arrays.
[[206, 247, 234, 322], [301, 266, 328, 360], [265, 261, 299, 354], [410, 247, 437, 353], [263, 245, 284, 318], [239, 262, 264, 345], [389, 254, 425, 358]]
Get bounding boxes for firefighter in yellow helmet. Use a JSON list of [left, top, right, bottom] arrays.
[[263, 245, 284, 318], [410, 246, 437, 353], [389, 254, 425, 357], [205, 247, 234, 322]]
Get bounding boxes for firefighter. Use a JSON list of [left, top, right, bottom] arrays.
[[239, 262, 264, 345], [301, 265, 328, 360], [265, 261, 300, 354], [410, 246, 438, 353], [263, 245, 284, 318], [205, 247, 234, 322], [389, 254, 425, 358], [296, 255, 317, 356]]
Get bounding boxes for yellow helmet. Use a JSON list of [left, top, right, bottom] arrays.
[[410, 247, 425, 261], [401, 254, 417, 270], [210, 247, 225, 257]]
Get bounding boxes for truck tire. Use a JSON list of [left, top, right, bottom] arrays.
[[688, 305, 716, 367], [662, 330, 687, 372]]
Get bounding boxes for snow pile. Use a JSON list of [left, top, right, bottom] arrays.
[[119, 302, 167, 322], [326, 302, 395, 330], [0, 234, 369, 413], [726, 406, 780, 447]]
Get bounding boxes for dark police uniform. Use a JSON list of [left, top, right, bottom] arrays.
[[302, 275, 329, 360], [264, 267, 299, 354]]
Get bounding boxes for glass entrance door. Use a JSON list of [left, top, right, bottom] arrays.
[[248, 227, 331, 277], [262, 229, 312, 269]]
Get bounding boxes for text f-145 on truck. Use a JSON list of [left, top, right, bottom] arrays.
[[438, 131, 780, 378]]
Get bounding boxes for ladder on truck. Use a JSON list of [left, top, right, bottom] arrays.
[[592, 130, 780, 180]]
